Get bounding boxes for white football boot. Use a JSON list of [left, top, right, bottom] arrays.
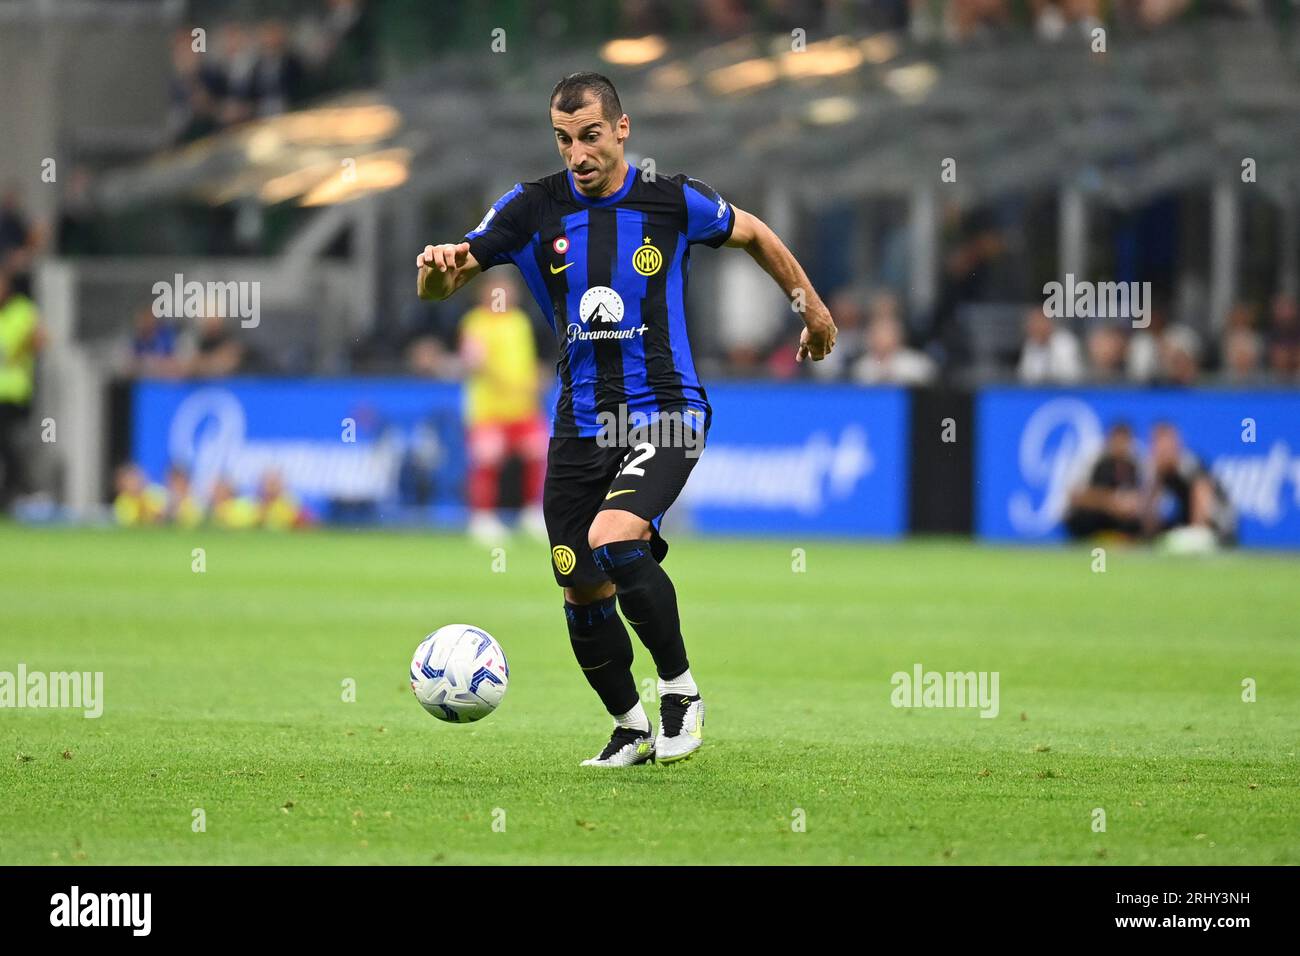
[[467, 510, 510, 547], [519, 504, 549, 542], [580, 725, 656, 767], [656, 694, 704, 763]]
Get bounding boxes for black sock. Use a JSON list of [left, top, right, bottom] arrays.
[[565, 595, 638, 716], [592, 539, 688, 679]]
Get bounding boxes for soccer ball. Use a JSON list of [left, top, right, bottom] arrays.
[[409, 624, 509, 722]]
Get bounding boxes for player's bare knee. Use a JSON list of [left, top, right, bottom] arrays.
[[587, 510, 650, 551]]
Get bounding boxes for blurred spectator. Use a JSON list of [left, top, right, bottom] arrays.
[[1141, 422, 1235, 548], [1085, 322, 1128, 382], [406, 336, 455, 377], [254, 21, 305, 117], [459, 278, 547, 544], [953, 0, 1013, 44], [192, 315, 267, 376], [765, 342, 802, 380], [56, 166, 102, 256], [211, 477, 260, 529], [699, 0, 753, 37], [1221, 326, 1265, 385], [619, 0, 675, 34], [164, 465, 205, 528], [1033, 0, 1103, 41], [1157, 324, 1202, 386], [400, 294, 459, 378], [218, 23, 261, 126], [1065, 421, 1142, 539], [112, 464, 165, 526], [1122, 0, 1194, 29], [258, 470, 307, 530], [192, 315, 243, 376], [0, 188, 40, 299], [168, 13, 338, 144], [0, 270, 42, 510], [1017, 306, 1082, 384], [1126, 299, 1168, 382], [167, 3, 375, 145], [128, 305, 189, 379], [851, 298, 936, 385], [1266, 293, 1300, 381], [930, 205, 1017, 356], [168, 28, 225, 143]]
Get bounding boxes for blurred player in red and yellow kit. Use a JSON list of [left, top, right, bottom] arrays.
[[460, 276, 547, 545], [113, 463, 166, 526], [164, 465, 205, 528], [210, 477, 260, 529], [258, 469, 308, 530]]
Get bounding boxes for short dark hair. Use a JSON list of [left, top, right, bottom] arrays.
[[550, 71, 623, 125]]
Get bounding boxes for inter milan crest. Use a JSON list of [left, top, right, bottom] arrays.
[[632, 237, 662, 276]]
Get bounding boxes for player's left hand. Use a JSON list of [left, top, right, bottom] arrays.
[[796, 311, 837, 362]]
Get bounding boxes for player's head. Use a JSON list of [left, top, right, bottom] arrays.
[[1106, 421, 1133, 456], [1151, 421, 1182, 470], [1023, 304, 1054, 344], [259, 469, 285, 501], [549, 71, 629, 198], [114, 463, 144, 495], [166, 464, 191, 491], [211, 476, 236, 502]]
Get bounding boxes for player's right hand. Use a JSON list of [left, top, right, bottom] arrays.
[[417, 242, 471, 273], [796, 310, 837, 362]]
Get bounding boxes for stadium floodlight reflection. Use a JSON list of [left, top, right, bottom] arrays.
[[299, 149, 411, 206], [859, 33, 900, 64], [599, 35, 668, 67], [781, 37, 865, 78], [884, 62, 940, 103], [706, 57, 780, 96], [805, 96, 860, 126]]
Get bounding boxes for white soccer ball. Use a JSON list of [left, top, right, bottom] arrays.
[[409, 624, 509, 722]]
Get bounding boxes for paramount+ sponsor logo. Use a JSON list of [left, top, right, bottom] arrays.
[[567, 286, 647, 343]]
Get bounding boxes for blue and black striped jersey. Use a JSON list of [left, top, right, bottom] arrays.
[[464, 163, 735, 437]]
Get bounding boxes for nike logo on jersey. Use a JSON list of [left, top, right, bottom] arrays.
[[550, 262, 574, 274], [604, 489, 635, 500]]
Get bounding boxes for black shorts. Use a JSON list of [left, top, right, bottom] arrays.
[[543, 410, 708, 588]]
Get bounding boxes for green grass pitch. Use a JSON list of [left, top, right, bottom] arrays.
[[1, 525, 1296, 865]]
